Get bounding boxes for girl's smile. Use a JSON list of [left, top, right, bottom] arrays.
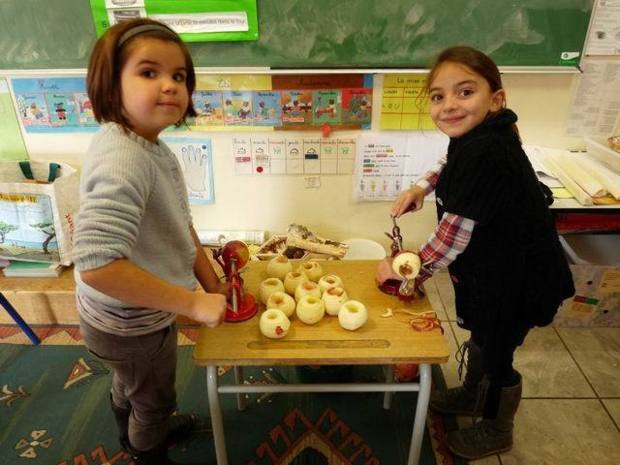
[[429, 62, 505, 138]]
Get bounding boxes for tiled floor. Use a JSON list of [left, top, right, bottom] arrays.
[[426, 272, 620, 465]]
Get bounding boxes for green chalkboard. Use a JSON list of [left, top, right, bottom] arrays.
[[0, 0, 593, 70]]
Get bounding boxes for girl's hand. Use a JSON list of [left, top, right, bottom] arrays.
[[189, 292, 227, 328], [375, 258, 402, 284], [210, 281, 231, 298], [391, 186, 425, 218]]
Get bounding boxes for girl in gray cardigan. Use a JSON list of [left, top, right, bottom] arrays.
[[73, 18, 227, 465]]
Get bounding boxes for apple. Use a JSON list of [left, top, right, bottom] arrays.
[[258, 278, 285, 305], [266, 291, 296, 317], [267, 255, 293, 280], [322, 286, 349, 316], [297, 261, 323, 282], [318, 274, 344, 293], [296, 295, 325, 325], [259, 309, 290, 339], [295, 280, 322, 301], [284, 271, 309, 296], [338, 300, 368, 331], [391, 252, 421, 279]]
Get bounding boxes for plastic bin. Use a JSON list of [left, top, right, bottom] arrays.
[[555, 234, 620, 326]]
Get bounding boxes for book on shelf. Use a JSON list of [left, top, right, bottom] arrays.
[[2, 260, 64, 278]]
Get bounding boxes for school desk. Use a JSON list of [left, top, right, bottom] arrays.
[[192, 260, 450, 465]]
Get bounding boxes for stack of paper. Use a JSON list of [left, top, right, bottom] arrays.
[[2, 260, 64, 277]]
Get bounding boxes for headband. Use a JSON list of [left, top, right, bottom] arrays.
[[117, 24, 177, 48]]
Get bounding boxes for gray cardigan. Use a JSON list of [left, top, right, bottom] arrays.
[[73, 123, 196, 333]]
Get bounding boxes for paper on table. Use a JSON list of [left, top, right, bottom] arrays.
[[523, 145, 563, 188]]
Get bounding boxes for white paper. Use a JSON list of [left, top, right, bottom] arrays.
[[163, 137, 215, 205], [566, 58, 620, 136], [585, 0, 620, 56], [152, 12, 249, 34], [353, 132, 448, 202]]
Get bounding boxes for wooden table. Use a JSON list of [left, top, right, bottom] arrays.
[[193, 260, 450, 465]]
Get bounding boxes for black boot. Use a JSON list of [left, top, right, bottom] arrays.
[[431, 339, 485, 416], [110, 394, 131, 451], [166, 412, 197, 445], [130, 442, 174, 465], [447, 372, 522, 459]]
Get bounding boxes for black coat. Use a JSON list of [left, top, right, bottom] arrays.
[[434, 109, 574, 344]]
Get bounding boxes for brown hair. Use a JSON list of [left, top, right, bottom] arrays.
[[426, 46, 519, 138], [86, 18, 196, 130]]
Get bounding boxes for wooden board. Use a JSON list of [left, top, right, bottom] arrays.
[[193, 260, 449, 366]]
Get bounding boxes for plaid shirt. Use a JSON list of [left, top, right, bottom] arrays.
[[414, 157, 476, 283]]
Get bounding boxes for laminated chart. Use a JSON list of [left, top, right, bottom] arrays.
[[353, 132, 447, 201], [381, 74, 435, 131], [232, 136, 356, 175], [11, 77, 98, 133]]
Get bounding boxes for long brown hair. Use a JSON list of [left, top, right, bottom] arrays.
[[426, 46, 520, 139], [86, 18, 196, 130]]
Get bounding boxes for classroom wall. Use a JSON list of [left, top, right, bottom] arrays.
[[21, 72, 618, 252]]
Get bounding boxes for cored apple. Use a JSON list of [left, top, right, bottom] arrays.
[[338, 300, 368, 331], [322, 286, 348, 316], [296, 295, 326, 325], [266, 291, 296, 317], [259, 309, 290, 338]]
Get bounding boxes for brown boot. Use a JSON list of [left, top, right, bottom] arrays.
[[447, 373, 522, 459], [430, 339, 485, 416]]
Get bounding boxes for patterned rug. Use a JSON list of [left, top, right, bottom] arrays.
[[0, 325, 465, 465]]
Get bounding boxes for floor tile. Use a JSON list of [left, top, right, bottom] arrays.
[[556, 328, 620, 397], [501, 399, 620, 465], [433, 272, 456, 321], [422, 276, 448, 321], [515, 327, 594, 398], [602, 399, 620, 430], [438, 321, 461, 389]]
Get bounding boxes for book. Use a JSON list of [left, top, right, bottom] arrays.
[[2, 260, 63, 277]]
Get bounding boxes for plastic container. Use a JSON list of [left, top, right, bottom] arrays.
[[341, 238, 387, 260], [560, 234, 620, 265]]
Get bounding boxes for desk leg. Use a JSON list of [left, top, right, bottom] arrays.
[[0, 292, 40, 345], [207, 366, 228, 465], [383, 365, 394, 410], [407, 363, 431, 465], [234, 366, 246, 411]]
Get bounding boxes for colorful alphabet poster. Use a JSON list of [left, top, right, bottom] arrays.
[[11, 78, 98, 133], [381, 74, 435, 131], [188, 74, 373, 131]]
